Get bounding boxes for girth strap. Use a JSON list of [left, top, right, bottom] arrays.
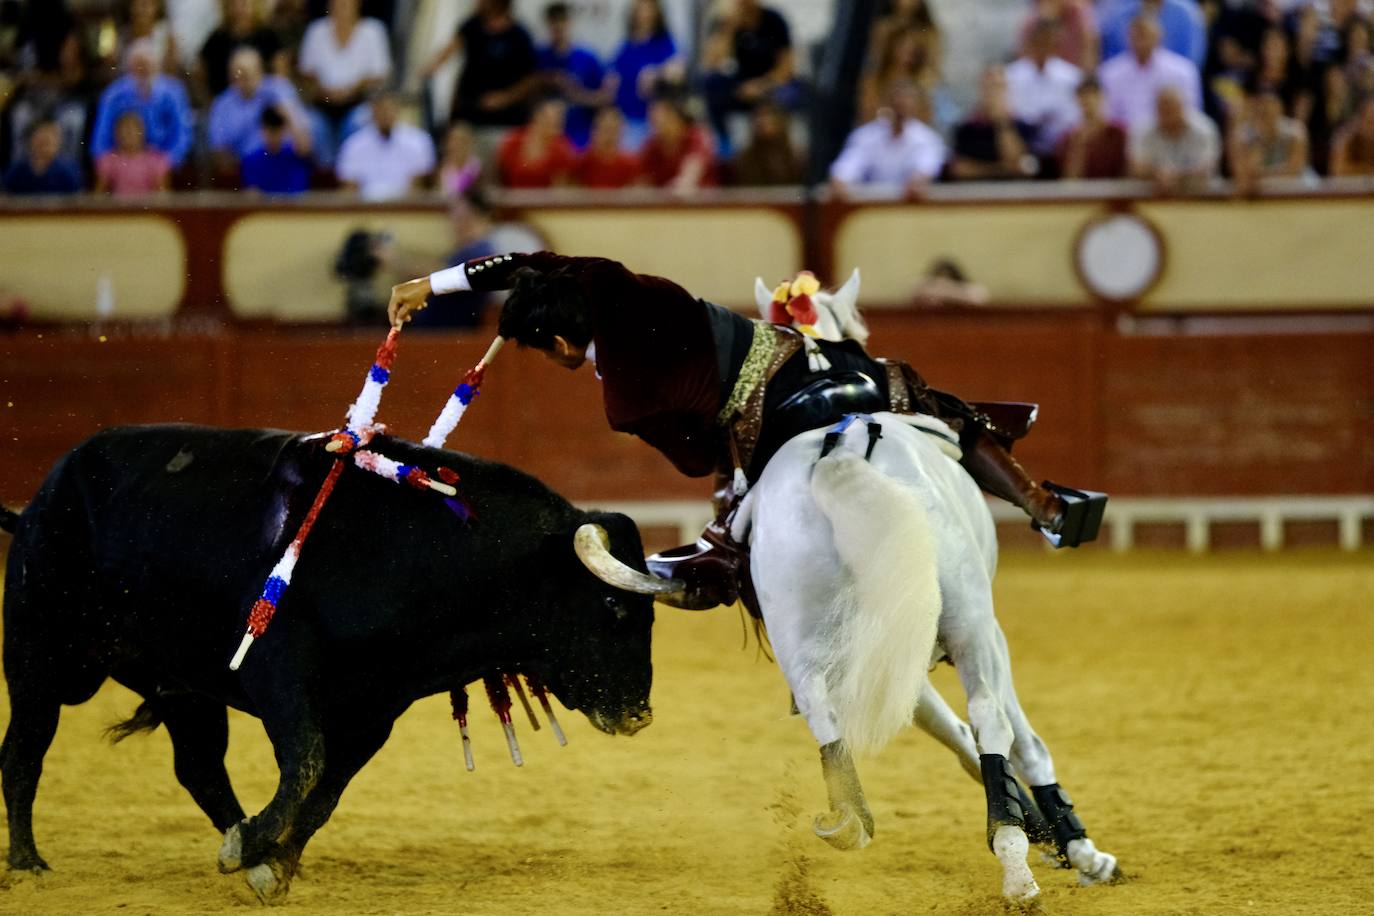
[[819, 413, 884, 462]]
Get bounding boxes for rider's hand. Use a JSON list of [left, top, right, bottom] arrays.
[[388, 276, 433, 329]]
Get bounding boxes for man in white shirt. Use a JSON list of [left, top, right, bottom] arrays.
[[1097, 13, 1201, 132], [336, 91, 436, 201], [1129, 85, 1219, 194], [298, 0, 391, 131], [829, 81, 946, 192], [1005, 18, 1084, 156]]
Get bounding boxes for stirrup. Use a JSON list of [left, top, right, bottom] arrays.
[[645, 530, 741, 611], [1034, 482, 1107, 549]]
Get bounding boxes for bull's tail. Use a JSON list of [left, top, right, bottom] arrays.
[[1, 505, 18, 534], [811, 449, 941, 757], [105, 700, 163, 744]]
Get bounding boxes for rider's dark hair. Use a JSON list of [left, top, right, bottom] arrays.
[[498, 267, 593, 350]]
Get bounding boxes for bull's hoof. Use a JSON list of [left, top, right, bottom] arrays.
[[992, 825, 1039, 903], [6, 849, 50, 873], [1066, 838, 1122, 886], [812, 804, 872, 851], [218, 823, 244, 874], [246, 861, 289, 903]]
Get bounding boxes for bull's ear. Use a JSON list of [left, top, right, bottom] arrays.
[[754, 277, 773, 318]]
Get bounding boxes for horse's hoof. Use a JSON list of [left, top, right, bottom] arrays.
[[992, 825, 1040, 902], [218, 823, 244, 874], [1066, 837, 1120, 886], [246, 862, 289, 903], [812, 804, 872, 851]]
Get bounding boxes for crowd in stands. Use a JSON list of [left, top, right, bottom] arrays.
[[1, 0, 1373, 200]]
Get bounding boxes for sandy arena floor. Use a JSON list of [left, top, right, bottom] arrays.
[[0, 550, 1370, 915]]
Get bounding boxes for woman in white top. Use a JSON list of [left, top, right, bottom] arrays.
[[298, 0, 392, 131]]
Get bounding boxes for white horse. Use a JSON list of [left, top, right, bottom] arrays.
[[739, 271, 1121, 900]]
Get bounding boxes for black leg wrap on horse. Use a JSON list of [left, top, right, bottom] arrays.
[[1031, 783, 1088, 861], [980, 753, 1025, 851], [1017, 782, 1056, 850]]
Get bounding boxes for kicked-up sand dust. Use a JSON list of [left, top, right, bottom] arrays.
[[1, 550, 1372, 915]]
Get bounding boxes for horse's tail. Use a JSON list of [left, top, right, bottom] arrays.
[[810, 448, 941, 757]]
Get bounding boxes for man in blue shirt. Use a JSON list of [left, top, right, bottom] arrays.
[[1100, 0, 1207, 69], [537, 2, 608, 148], [3, 119, 82, 194], [90, 39, 194, 168], [208, 46, 307, 177], [241, 106, 313, 195]]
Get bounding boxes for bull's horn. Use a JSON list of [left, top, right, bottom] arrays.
[[574, 524, 685, 595]]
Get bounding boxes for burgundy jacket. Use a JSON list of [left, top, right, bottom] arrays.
[[460, 251, 725, 477]]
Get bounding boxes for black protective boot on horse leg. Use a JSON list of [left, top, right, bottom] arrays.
[[979, 753, 1027, 850], [1031, 782, 1124, 879]]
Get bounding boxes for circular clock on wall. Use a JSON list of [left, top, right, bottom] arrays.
[[1072, 210, 1166, 304]]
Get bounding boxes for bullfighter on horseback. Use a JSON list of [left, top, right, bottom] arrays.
[[387, 252, 1106, 610]]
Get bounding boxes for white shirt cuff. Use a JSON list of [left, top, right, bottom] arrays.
[[429, 264, 471, 294]]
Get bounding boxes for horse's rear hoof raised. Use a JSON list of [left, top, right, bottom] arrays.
[[812, 804, 872, 851]]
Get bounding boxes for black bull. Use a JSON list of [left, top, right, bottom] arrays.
[[0, 425, 658, 891]]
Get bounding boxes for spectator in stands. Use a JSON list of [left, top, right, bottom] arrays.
[[1100, 0, 1207, 69], [1343, 17, 1373, 79], [728, 100, 805, 185], [858, 25, 942, 123], [298, 0, 392, 135], [869, 0, 942, 78], [1287, 5, 1326, 124], [198, 0, 284, 100], [241, 105, 314, 194], [438, 122, 483, 198], [638, 95, 718, 193], [94, 111, 172, 196], [268, 0, 313, 64], [610, 0, 683, 148], [208, 47, 304, 177], [1309, 62, 1357, 172], [335, 90, 435, 200], [424, 0, 539, 128], [1228, 87, 1310, 191], [1056, 76, 1129, 179], [829, 80, 945, 193], [1099, 13, 1203, 131], [702, 0, 801, 155], [414, 191, 499, 329], [497, 96, 577, 188], [6, 4, 91, 168], [2, 119, 82, 195], [948, 66, 1040, 180], [90, 39, 194, 168], [1329, 94, 1374, 175], [1129, 85, 1220, 194], [538, 2, 610, 148], [115, 0, 181, 76], [1254, 27, 1295, 102], [572, 106, 643, 187], [1017, 0, 1099, 71], [1006, 18, 1084, 158]]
